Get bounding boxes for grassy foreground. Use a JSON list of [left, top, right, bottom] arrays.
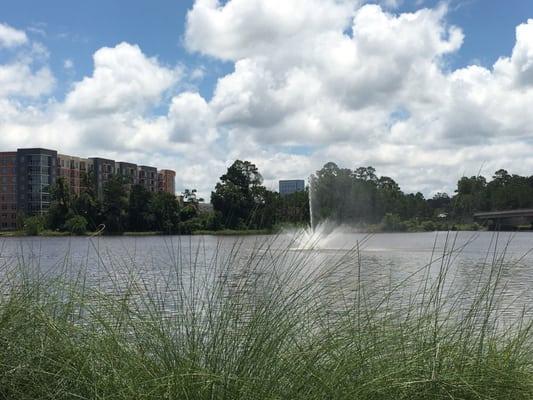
[[0, 234, 532, 399]]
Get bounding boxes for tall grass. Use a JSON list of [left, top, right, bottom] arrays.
[[0, 232, 532, 399]]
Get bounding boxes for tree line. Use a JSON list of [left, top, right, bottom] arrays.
[[23, 160, 309, 235], [21, 160, 533, 235], [310, 163, 533, 231], [24, 173, 210, 235]]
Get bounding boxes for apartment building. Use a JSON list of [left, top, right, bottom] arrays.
[[0, 147, 176, 227], [158, 169, 176, 194], [138, 165, 158, 192], [90, 157, 116, 199], [0, 152, 18, 230], [58, 154, 92, 196], [16, 148, 58, 215], [117, 162, 138, 185]]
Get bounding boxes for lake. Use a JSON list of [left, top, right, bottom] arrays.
[[1, 231, 533, 322]]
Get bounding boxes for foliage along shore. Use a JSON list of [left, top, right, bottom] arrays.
[[7, 159, 533, 237], [0, 222, 488, 238]]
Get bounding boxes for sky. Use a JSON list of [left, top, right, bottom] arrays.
[[1, 0, 533, 197]]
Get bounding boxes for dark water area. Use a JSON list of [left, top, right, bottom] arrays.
[[1, 231, 533, 322]]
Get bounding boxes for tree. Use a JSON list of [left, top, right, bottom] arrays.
[[353, 166, 378, 183], [47, 178, 72, 230], [102, 175, 128, 233], [277, 189, 310, 225], [72, 191, 100, 230], [249, 186, 280, 229], [128, 184, 154, 231], [428, 192, 451, 209], [211, 160, 265, 229], [452, 176, 488, 218], [24, 215, 45, 236], [64, 215, 88, 235], [149, 192, 180, 233]]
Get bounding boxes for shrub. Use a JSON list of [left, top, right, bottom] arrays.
[[23, 215, 45, 236], [381, 213, 407, 232], [64, 215, 88, 235], [420, 220, 437, 231]]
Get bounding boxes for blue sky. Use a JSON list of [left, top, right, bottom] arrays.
[[1, 0, 533, 196]]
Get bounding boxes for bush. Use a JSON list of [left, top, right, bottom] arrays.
[[64, 215, 88, 235], [420, 220, 437, 231], [381, 213, 407, 232], [23, 215, 45, 236]]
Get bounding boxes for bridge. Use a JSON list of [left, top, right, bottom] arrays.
[[473, 209, 533, 230]]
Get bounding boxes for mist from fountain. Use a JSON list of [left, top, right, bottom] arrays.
[[287, 176, 365, 251]]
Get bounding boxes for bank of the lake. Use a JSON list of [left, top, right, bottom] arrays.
[[0, 224, 498, 238]]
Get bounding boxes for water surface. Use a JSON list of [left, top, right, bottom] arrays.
[[1, 231, 532, 321]]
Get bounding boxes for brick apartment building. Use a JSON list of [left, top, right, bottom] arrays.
[[58, 154, 92, 196], [158, 170, 176, 194], [0, 148, 176, 230]]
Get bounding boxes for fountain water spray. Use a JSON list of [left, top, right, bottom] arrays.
[[308, 175, 315, 231]]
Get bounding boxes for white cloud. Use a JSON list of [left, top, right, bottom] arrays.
[[167, 92, 217, 142], [185, 0, 356, 61], [183, 1, 533, 195], [64, 42, 181, 116], [0, 22, 28, 48], [0, 62, 54, 98]]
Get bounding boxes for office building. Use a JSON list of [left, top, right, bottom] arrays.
[[279, 179, 305, 196]]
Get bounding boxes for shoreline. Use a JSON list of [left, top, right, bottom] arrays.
[[3, 227, 531, 238], [0, 229, 276, 238]]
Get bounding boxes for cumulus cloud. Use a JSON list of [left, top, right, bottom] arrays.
[[184, 1, 533, 195], [0, 62, 54, 98], [0, 22, 28, 48], [64, 42, 181, 116], [200, 4, 464, 149], [0, 23, 54, 98], [186, 0, 356, 61]]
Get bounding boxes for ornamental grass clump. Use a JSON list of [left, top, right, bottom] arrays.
[[0, 232, 532, 399]]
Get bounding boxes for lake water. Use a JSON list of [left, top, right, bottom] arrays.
[[1, 231, 533, 322]]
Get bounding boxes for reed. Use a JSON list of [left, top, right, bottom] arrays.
[[0, 232, 531, 399]]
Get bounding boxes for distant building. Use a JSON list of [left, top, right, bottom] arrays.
[[58, 154, 92, 196], [90, 157, 116, 199], [138, 165, 158, 193], [117, 161, 138, 188], [0, 147, 176, 227], [279, 179, 305, 196], [0, 152, 17, 230], [158, 169, 176, 194], [16, 148, 58, 215]]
